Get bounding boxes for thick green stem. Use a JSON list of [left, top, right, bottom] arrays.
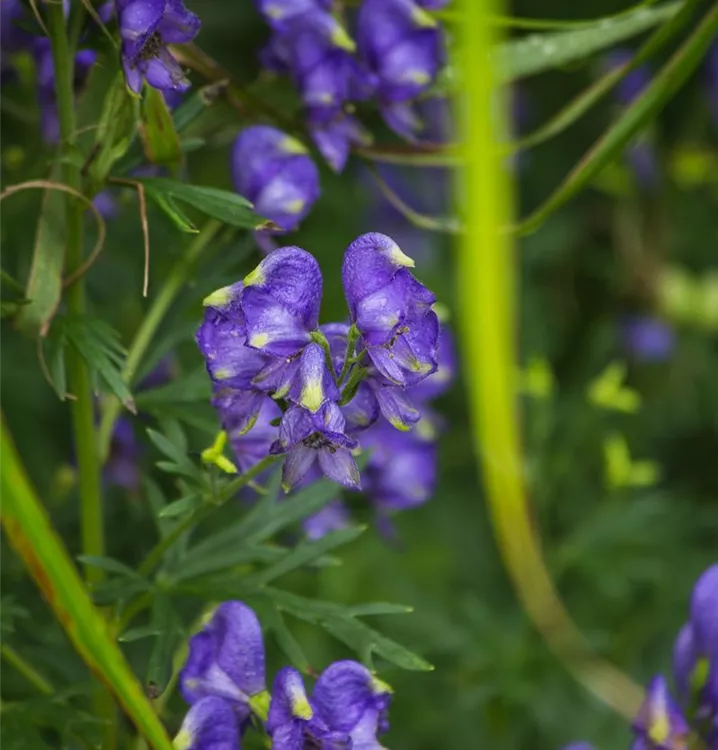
[[98, 220, 223, 461], [47, 6, 115, 746], [48, 0, 104, 587], [1, 644, 54, 695]]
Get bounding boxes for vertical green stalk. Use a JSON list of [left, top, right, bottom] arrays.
[[457, 0, 643, 718], [46, 5, 115, 746], [47, 1, 104, 584]]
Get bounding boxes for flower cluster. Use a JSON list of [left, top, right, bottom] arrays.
[[1, 0, 97, 143], [562, 563, 718, 750], [176, 600, 393, 750], [197, 233, 448, 517], [255, 0, 448, 172], [116, 0, 201, 94]]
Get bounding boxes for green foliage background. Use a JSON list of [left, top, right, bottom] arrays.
[[2, 0, 718, 749]]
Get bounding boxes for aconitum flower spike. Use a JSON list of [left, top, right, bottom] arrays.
[[173, 696, 239, 750], [270, 404, 360, 491], [343, 233, 439, 387], [232, 126, 320, 232], [631, 675, 690, 749], [116, 0, 200, 94], [356, 0, 444, 138], [179, 601, 267, 719], [241, 247, 323, 356]]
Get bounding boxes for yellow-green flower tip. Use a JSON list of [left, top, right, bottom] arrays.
[[173, 728, 192, 750], [244, 265, 266, 287], [331, 24, 356, 52], [371, 675, 393, 694], [411, 6, 437, 27], [281, 135, 308, 154], [203, 285, 233, 308], [285, 198, 306, 214], [301, 379, 325, 413], [249, 690, 271, 722], [291, 691, 314, 719]]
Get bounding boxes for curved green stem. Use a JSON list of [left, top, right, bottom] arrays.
[[1, 644, 54, 695], [458, 0, 644, 719], [98, 220, 223, 461]]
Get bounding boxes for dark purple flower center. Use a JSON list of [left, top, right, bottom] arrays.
[[139, 31, 163, 61], [302, 432, 337, 452]]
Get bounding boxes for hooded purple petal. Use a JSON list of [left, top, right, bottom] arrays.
[[370, 384, 420, 431], [213, 388, 269, 442], [313, 661, 392, 737], [341, 382, 380, 432], [310, 112, 370, 173], [179, 601, 266, 713], [409, 325, 456, 401], [174, 696, 240, 750], [226, 396, 282, 473], [691, 564, 718, 657]]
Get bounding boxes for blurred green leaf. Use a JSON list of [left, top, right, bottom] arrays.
[[135, 367, 212, 407], [0, 596, 30, 634], [118, 625, 162, 643], [91, 577, 152, 606], [15, 168, 65, 337], [158, 493, 202, 519], [89, 72, 138, 188], [498, 1, 681, 81], [76, 555, 144, 579], [0, 424, 174, 749], [61, 316, 135, 412], [145, 595, 182, 698], [264, 604, 312, 673], [41, 321, 67, 400], [146, 426, 201, 480], [134, 177, 272, 230], [515, 2, 718, 234], [140, 87, 182, 167]]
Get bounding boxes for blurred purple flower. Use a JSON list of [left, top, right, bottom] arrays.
[[173, 696, 240, 750], [356, 0, 445, 138], [631, 675, 690, 750], [232, 126, 320, 232], [622, 315, 674, 362], [116, 0, 200, 94]]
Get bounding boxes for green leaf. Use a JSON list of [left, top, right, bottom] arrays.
[[264, 604, 312, 674], [140, 86, 182, 167], [0, 424, 174, 749], [144, 187, 199, 233], [135, 177, 272, 231], [76, 555, 144, 579], [89, 72, 138, 188], [91, 577, 152, 606], [346, 603, 415, 617], [172, 543, 286, 583], [0, 596, 29, 634], [135, 367, 212, 407], [15, 167, 66, 337], [61, 316, 135, 412], [1, 268, 26, 294], [498, 1, 682, 82], [145, 594, 182, 698], [245, 526, 366, 587], [41, 321, 67, 400], [118, 625, 162, 643], [158, 493, 202, 519], [263, 589, 433, 672], [514, 2, 718, 235]]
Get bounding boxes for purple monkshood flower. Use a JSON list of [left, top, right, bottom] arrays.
[[270, 403, 361, 491], [343, 232, 439, 389], [232, 126, 320, 233], [357, 0, 445, 139], [631, 675, 690, 750], [180, 601, 267, 718], [622, 315, 675, 362], [173, 696, 240, 750], [254, 0, 332, 33], [267, 661, 392, 750], [116, 0, 200, 95]]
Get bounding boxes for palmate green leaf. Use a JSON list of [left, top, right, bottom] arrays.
[[61, 316, 135, 412], [515, 1, 718, 235], [15, 166, 65, 337], [0, 424, 173, 750], [497, 0, 681, 82], [135, 177, 273, 231], [261, 588, 433, 672]]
